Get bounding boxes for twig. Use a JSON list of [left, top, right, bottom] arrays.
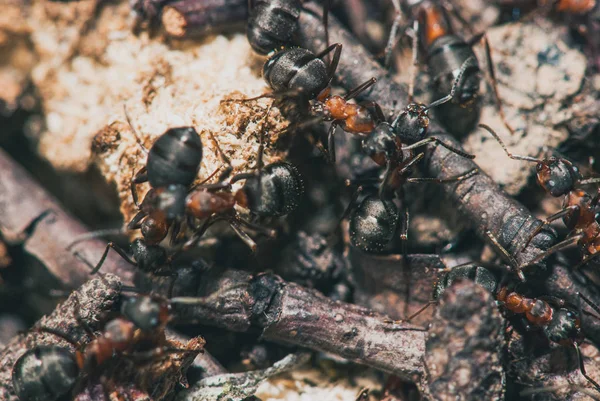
[[167, 269, 427, 385], [0, 148, 135, 288]]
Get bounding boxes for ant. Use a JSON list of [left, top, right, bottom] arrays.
[[408, 262, 600, 394], [182, 159, 304, 251], [12, 292, 200, 401], [242, 40, 476, 170], [125, 107, 203, 246], [481, 123, 600, 270], [384, 0, 516, 138]]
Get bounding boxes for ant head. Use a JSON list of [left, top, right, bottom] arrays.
[[362, 122, 403, 167], [392, 103, 429, 144], [536, 158, 580, 197], [121, 295, 170, 332], [543, 308, 580, 345], [13, 346, 79, 401], [433, 264, 498, 301], [309, 101, 330, 120], [130, 238, 168, 273], [141, 211, 169, 245], [349, 194, 399, 253]]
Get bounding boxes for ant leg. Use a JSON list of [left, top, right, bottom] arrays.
[[405, 300, 439, 322], [343, 78, 377, 101], [127, 210, 146, 230], [316, 43, 343, 81], [182, 215, 226, 250], [131, 166, 148, 208], [170, 220, 182, 246], [580, 177, 600, 186], [75, 242, 137, 274], [478, 124, 541, 163], [480, 34, 517, 136], [383, 0, 408, 69], [236, 216, 277, 238], [406, 168, 478, 184], [573, 342, 600, 393], [407, 20, 419, 103], [484, 230, 524, 281], [400, 137, 475, 159], [124, 104, 149, 154], [577, 292, 600, 320], [327, 123, 338, 163], [323, 0, 331, 63], [520, 206, 579, 250], [399, 206, 409, 256], [574, 251, 600, 271], [522, 234, 583, 269], [32, 326, 81, 348], [228, 219, 258, 252]]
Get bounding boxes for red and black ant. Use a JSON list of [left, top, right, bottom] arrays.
[[384, 0, 516, 138], [407, 262, 600, 394], [481, 123, 600, 271], [12, 291, 202, 401]]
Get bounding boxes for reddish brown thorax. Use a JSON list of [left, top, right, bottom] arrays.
[[318, 89, 375, 134], [555, 0, 596, 13], [143, 211, 169, 245], [564, 189, 596, 230], [80, 318, 136, 370], [496, 287, 553, 326], [186, 190, 236, 219], [418, 3, 452, 47]]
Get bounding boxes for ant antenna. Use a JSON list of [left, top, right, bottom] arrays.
[[66, 228, 127, 251], [574, 342, 600, 393], [407, 19, 419, 103], [478, 124, 543, 163], [124, 104, 149, 154]]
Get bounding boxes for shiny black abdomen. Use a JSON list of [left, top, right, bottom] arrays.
[[147, 127, 203, 188], [427, 35, 481, 137], [247, 0, 302, 55], [12, 346, 79, 401], [242, 162, 304, 217]]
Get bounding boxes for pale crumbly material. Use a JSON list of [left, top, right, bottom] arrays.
[[16, 0, 288, 223], [465, 21, 588, 195], [255, 365, 383, 401]]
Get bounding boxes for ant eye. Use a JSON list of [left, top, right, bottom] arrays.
[[547, 180, 555, 188]]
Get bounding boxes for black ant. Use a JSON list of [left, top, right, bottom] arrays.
[[481, 124, 600, 271], [384, 0, 516, 138], [241, 39, 476, 171], [12, 292, 200, 401], [182, 159, 304, 251], [125, 107, 203, 246]]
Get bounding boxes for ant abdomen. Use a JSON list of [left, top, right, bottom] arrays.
[[247, 0, 302, 55], [12, 346, 79, 401], [239, 162, 304, 217], [130, 238, 169, 273], [433, 264, 498, 300], [349, 195, 399, 253], [121, 296, 170, 332], [263, 48, 329, 99], [147, 127, 203, 188]]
